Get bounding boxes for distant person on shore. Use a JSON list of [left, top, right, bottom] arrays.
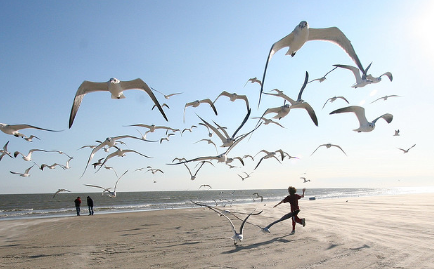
[[74, 197, 81, 216], [262, 187, 306, 235], [87, 196, 94, 215]]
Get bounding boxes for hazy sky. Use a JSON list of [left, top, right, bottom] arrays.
[[1, 1, 433, 194]]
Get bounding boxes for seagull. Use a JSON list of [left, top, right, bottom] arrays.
[[301, 177, 311, 183], [40, 163, 66, 171], [197, 108, 252, 147], [0, 141, 13, 160], [242, 155, 255, 161], [330, 106, 393, 132], [398, 144, 416, 154], [394, 130, 400, 136], [262, 72, 318, 126], [68, 78, 168, 128], [96, 147, 152, 173], [63, 157, 73, 169], [214, 91, 250, 111], [252, 192, 263, 202], [334, 63, 373, 88], [127, 123, 178, 134], [10, 163, 37, 177], [159, 133, 175, 143], [199, 184, 212, 189], [366, 72, 393, 83], [0, 123, 61, 138], [147, 168, 164, 174], [82, 135, 146, 176], [370, 95, 400, 104], [225, 157, 245, 166], [181, 125, 197, 136], [308, 67, 338, 83], [194, 139, 218, 153], [322, 96, 349, 109], [184, 161, 207, 180], [101, 165, 119, 178], [198, 122, 213, 137], [92, 158, 105, 169], [22, 135, 40, 142], [251, 117, 285, 128], [259, 21, 365, 105], [152, 103, 170, 110], [310, 143, 347, 156], [244, 77, 262, 87], [192, 201, 262, 245], [151, 88, 183, 99], [84, 170, 128, 198], [254, 150, 282, 170], [172, 157, 187, 163], [184, 99, 218, 122], [238, 172, 253, 181], [14, 149, 55, 161], [52, 189, 71, 198]]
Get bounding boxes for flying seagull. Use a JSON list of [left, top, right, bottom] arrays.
[[191, 201, 262, 245], [310, 143, 347, 156], [214, 91, 250, 111], [330, 106, 393, 132], [398, 144, 416, 154], [308, 66, 338, 83], [322, 96, 349, 109], [84, 170, 128, 198], [0, 141, 13, 161], [151, 88, 183, 99], [259, 21, 365, 105], [0, 123, 61, 138], [370, 95, 400, 104], [183, 99, 218, 122], [334, 63, 373, 88], [244, 77, 262, 87], [53, 189, 71, 198], [10, 163, 37, 177], [68, 78, 168, 128]]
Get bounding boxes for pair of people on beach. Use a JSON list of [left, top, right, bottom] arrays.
[[262, 186, 306, 235], [74, 196, 94, 216]]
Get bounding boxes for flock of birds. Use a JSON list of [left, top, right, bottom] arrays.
[[1, 20, 416, 245]]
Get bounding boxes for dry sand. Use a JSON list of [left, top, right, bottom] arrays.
[[1, 193, 433, 268]]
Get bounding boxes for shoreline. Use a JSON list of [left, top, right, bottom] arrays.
[[1, 193, 433, 268]]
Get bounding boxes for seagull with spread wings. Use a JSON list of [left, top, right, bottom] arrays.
[[214, 91, 250, 111], [322, 96, 349, 109], [84, 170, 128, 198], [330, 106, 393, 132], [0, 123, 61, 138], [68, 78, 168, 128], [398, 144, 416, 154], [311, 143, 347, 156], [183, 98, 218, 122]]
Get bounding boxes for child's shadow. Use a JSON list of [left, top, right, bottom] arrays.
[[222, 234, 293, 254]]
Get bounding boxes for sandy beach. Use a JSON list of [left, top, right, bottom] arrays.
[[1, 193, 433, 268]]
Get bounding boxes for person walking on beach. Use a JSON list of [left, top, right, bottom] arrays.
[[74, 196, 81, 216], [262, 186, 306, 235], [87, 196, 94, 215]]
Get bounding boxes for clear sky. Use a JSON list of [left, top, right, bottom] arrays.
[[1, 0, 433, 194]]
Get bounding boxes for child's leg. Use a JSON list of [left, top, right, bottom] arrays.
[[265, 212, 293, 229]]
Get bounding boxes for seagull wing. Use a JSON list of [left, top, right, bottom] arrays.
[[231, 108, 251, 139], [213, 91, 231, 103], [120, 79, 168, 121], [330, 106, 369, 128], [291, 102, 318, 126], [69, 81, 108, 128], [200, 99, 218, 116], [197, 115, 228, 141], [381, 72, 393, 81], [114, 170, 128, 192], [239, 210, 263, 235], [297, 71, 309, 102], [309, 27, 365, 74], [372, 113, 393, 124], [334, 64, 362, 83], [332, 144, 347, 156]]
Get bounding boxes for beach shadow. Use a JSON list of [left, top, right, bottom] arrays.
[[221, 234, 293, 254], [326, 243, 340, 250], [350, 244, 370, 251]]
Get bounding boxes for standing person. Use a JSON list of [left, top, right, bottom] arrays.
[[87, 196, 94, 215], [74, 196, 81, 216], [262, 187, 306, 235]]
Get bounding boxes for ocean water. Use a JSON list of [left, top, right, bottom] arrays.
[[0, 187, 433, 220]]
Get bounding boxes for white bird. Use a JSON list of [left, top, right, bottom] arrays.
[[254, 150, 282, 170], [22, 135, 40, 142], [308, 66, 338, 83], [252, 192, 263, 202], [225, 157, 245, 166], [214, 91, 250, 111], [159, 133, 175, 143], [152, 103, 170, 110], [183, 161, 208, 180], [244, 77, 262, 87], [92, 158, 105, 169], [181, 125, 197, 136], [199, 184, 212, 189], [259, 21, 365, 105], [84, 170, 128, 198], [366, 72, 393, 83], [194, 139, 218, 153], [394, 130, 400, 136], [0, 123, 61, 138], [151, 88, 183, 99], [239, 172, 253, 181], [184, 99, 218, 122], [40, 163, 66, 171], [301, 177, 311, 183], [127, 123, 178, 134], [197, 108, 252, 147], [192, 201, 262, 245], [96, 147, 152, 172], [172, 157, 187, 163], [0, 141, 13, 160], [147, 168, 164, 174], [68, 78, 168, 128], [10, 163, 37, 177], [63, 157, 73, 169], [262, 72, 318, 126], [14, 149, 55, 161], [311, 143, 347, 156], [52, 189, 71, 198], [330, 106, 393, 132], [101, 165, 119, 178], [370, 95, 400, 104], [334, 63, 373, 88], [398, 144, 416, 154], [251, 117, 285, 128], [82, 135, 146, 176], [322, 96, 349, 109]]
